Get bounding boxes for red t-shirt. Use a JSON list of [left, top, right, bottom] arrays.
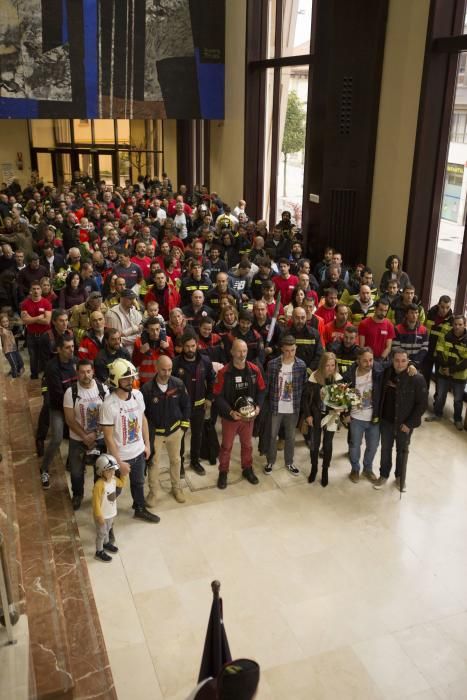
[[359, 317, 395, 358], [265, 299, 285, 319], [272, 274, 299, 305], [315, 304, 337, 325], [131, 255, 152, 280], [21, 297, 52, 334]]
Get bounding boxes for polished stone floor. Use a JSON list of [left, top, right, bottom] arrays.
[[71, 408, 467, 700]]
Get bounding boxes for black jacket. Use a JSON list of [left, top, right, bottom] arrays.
[[44, 356, 77, 410], [213, 361, 266, 420], [379, 368, 428, 429], [141, 376, 191, 435], [172, 351, 216, 406]]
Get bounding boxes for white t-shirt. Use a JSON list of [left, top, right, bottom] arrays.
[[99, 476, 118, 519], [63, 380, 109, 440], [351, 371, 373, 422], [277, 361, 294, 414], [100, 390, 146, 460]]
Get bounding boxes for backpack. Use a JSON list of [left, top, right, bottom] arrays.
[[71, 379, 106, 406]]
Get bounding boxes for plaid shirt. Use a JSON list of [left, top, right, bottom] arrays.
[[266, 356, 307, 415]]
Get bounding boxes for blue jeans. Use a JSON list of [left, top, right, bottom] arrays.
[[434, 376, 466, 423], [127, 452, 146, 510], [41, 409, 64, 474], [349, 418, 380, 473], [379, 419, 412, 479], [5, 350, 24, 377]]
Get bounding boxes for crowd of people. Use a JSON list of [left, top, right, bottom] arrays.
[[0, 171, 466, 561]]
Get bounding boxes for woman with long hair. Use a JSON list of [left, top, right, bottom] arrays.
[[215, 304, 239, 338], [58, 270, 87, 311], [167, 308, 194, 354], [301, 352, 343, 487], [379, 255, 410, 294], [284, 285, 306, 321]]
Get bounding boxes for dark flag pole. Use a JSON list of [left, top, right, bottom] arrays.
[[198, 580, 232, 683]]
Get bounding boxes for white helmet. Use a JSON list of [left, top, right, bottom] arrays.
[[108, 358, 138, 388], [95, 453, 118, 477]]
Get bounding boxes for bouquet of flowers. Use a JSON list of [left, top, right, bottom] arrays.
[[53, 267, 71, 291], [320, 382, 361, 431]]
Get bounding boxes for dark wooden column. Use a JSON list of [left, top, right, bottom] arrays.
[[176, 120, 195, 190], [302, 0, 388, 264]]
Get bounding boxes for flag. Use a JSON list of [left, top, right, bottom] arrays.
[[198, 580, 232, 682]]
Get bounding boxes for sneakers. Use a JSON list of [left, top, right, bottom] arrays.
[[425, 415, 440, 422], [191, 461, 206, 476], [349, 471, 360, 483], [263, 463, 273, 475], [242, 467, 259, 485], [172, 487, 186, 503], [103, 542, 119, 553], [394, 477, 407, 492], [134, 507, 161, 523], [36, 438, 44, 457], [286, 463, 300, 476], [72, 495, 82, 510], [373, 477, 388, 490], [41, 472, 50, 490], [454, 421, 464, 431], [95, 550, 112, 563], [217, 471, 228, 489], [362, 470, 377, 483]]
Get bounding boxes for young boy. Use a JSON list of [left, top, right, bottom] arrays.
[[92, 453, 126, 562], [0, 313, 24, 377]]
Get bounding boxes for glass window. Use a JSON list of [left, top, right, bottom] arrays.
[[59, 153, 72, 184], [262, 68, 275, 222], [118, 151, 130, 187], [73, 119, 92, 144], [267, 0, 277, 59], [431, 52, 467, 307], [36, 153, 54, 184], [93, 120, 116, 144], [78, 153, 93, 179], [117, 120, 130, 145], [276, 65, 308, 226], [30, 120, 55, 147], [98, 154, 114, 185], [281, 0, 313, 57], [55, 119, 71, 144]]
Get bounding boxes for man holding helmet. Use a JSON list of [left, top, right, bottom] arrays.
[[100, 358, 160, 523], [213, 339, 266, 489]]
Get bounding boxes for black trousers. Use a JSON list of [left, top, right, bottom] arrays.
[[310, 424, 334, 470], [181, 406, 205, 464]]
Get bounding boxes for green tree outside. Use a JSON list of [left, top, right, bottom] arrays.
[[281, 90, 306, 197]]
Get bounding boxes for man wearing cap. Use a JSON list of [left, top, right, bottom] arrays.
[[105, 288, 143, 356], [214, 339, 266, 489], [100, 358, 160, 522]]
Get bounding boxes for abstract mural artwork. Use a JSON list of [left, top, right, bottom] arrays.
[[0, 0, 225, 119]]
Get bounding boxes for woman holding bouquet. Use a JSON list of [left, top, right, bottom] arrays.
[[301, 351, 343, 487]]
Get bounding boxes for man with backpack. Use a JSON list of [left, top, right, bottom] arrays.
[[63, 359, 109, 510]]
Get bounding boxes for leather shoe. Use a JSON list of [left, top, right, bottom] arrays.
[[217, 471, 228, 489], [134, 507, 160, 523], [36, 438, 44, 457], [191, 461, 206, 476], [242, 467, 259, 485]]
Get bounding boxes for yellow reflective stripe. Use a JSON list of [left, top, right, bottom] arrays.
[[170, 420, 181, 431], [194, 398, 205, 406], [295, 339, 315, 345], [180, 421, 190, 428]]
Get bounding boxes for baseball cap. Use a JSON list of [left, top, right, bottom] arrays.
[[120, 288, 137, 299]]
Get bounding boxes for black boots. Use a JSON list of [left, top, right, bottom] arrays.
[[308, 465, 329, 487], [308, 466, 318, 483]]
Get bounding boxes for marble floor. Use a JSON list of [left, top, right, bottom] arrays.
[[70, 406, 467, 700]]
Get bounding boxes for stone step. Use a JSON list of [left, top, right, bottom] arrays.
[[4, 375, 117, 699]]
